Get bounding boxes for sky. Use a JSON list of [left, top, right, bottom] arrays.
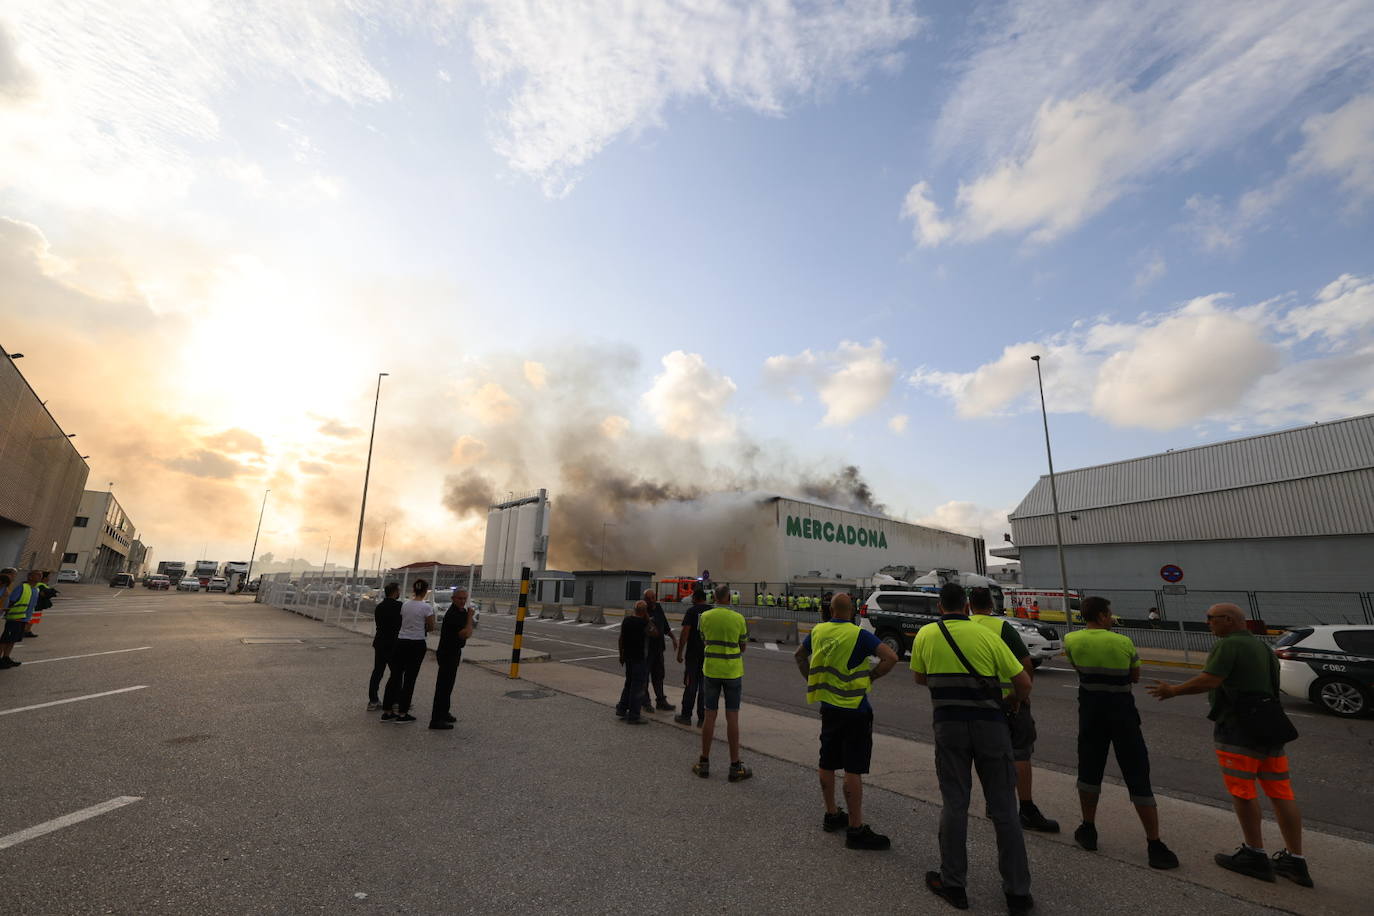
[[3, 0, 1372, 575]]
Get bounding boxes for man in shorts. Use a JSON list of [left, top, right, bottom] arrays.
[[692, 584, 751, 782], [795, 592, 899, 849], [1148, 603, 1311, 887]]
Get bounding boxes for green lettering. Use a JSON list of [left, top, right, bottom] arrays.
[[845, 525, 856, 544], [868, 528, 879, 546], [857, 528, 868, 546], [823, 521, 835, 542], [803, 518, 814, 539], [878, 531, 888, 549], [786, 516, 801, 537]]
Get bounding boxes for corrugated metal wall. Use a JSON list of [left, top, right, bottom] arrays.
[[1013, 413, 1374, 518], [1013, 467, 1374, 546]]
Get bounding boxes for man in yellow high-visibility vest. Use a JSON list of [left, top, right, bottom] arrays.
[[693, 584, 751, 782], [795, 592, 898, 849], [1, 569, 41, 668]]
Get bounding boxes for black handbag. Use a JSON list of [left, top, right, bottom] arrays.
[[936, 620, 1012, 719], [1231, 652, 1299, 746]]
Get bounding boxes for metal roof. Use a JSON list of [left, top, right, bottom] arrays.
[[1011, 413, 1374, 519]]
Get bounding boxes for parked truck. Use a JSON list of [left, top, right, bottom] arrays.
[[194, 560, 218, 586], [157, 561, 187, 584]]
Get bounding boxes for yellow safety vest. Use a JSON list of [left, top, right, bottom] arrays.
[[6, 583, 33, 620], [806, 621, 872, 708], [699, 606, 748, 679]]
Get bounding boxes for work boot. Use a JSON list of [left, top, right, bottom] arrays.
[[656, 699, 675, 711], [1215, 845, 1275, 882], [1019, 802, 1060, 833], [692, 758, 710, 778], [727, 761, 752, 783], [672, 714, 692, 725], [1272, 850, 1313, 887], [1148, 839, 1179, 870], [924, 872, 968, 910], [1005, 892, 1035, 915], [823, 809, 848, 833], [844, 824, 891, 850], [1073, 822, 1098, 851]]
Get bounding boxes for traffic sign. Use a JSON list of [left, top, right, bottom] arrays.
[[1160, 564, 1184, 583]]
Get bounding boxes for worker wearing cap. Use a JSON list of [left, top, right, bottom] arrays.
[[1064, 596, 1179, 869]]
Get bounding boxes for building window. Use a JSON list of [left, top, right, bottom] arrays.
[[625, 580, 644, 601], [563, 580, 576, 600], [62, 553, 78, 563], [74, 516, 89, 527]]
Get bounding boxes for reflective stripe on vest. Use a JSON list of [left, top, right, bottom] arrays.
[[806, 621, 871, 708], [6, 584, 33, 620], [699, 607, 747, 679], [1064, 629, 1139, 694]]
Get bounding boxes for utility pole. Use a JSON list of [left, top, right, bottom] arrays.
[[1031, 355, 1072, 620], [245, 489, 270, 586], [350, 372, 388, 587]]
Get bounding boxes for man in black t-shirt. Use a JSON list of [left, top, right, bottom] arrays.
[[430, 588, 475, 730], [368, 583, 402, 710], [642, 589, 678, 712], [674, 590, 712, 726], [617, 601, 655, 724]]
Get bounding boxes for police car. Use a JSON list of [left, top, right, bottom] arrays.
[[1275, 625, 1374, 718], [857, 588, 1062, 664]]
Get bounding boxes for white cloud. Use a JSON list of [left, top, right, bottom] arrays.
[[915, 501, 1013, 542], [911, 274, 1374, 430], [1134, 251, 1166, 289], [900, 181, 951, 246], [765, 339, 899, 426], [1293, 93, 1374, 199], [640, 351, 738, 441], [887, 413, 909, 434], [914, 0, 1374, 245], [468, 0, 922, 194]]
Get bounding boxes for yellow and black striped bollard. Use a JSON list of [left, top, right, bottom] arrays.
[[508, 568, 531, 679]]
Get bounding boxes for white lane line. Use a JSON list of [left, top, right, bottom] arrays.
[[0, 796, 143, 850], [600, 623, 619, 630], [24, 647, 153, 665], [765, 642, 780, 651], [52, 610, 156, 617], [575, 623, 593, 628], [0, 686, 148, 717], [562, 654, 620, 663]]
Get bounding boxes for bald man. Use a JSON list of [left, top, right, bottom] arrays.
[[1147, 603, 1310, 887]]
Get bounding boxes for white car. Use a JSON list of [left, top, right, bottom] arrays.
[[1275, 625, 1374, 718], [58, 568, 81, 583], [858, 588, 1062, 665], [177, 577, 202, 591], [207, 577, 229, 592]]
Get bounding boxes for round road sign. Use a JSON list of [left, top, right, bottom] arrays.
[[1160, 564, 1184, 583]]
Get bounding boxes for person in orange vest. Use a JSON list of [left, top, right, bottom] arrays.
[[1029, 600, 1041, 621]]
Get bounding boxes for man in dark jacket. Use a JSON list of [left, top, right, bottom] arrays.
[[642, 588, 678, 712], [430, 588, 475, 730], [368, 583, 402, 710], [617, 601, 655, 724], [674, 589, 711, 726]]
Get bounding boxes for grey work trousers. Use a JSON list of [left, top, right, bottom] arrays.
[[934, 719, 1032, 897]]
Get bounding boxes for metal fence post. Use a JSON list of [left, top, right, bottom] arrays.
[[1179, 618, 1191, 666], [509, 567, 531, 679]]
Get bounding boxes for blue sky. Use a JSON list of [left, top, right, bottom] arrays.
[[2, 1, 1372, 565]]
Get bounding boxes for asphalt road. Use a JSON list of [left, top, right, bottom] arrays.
[[2, 585, 1295, 915], [474, 610, 1374, 842]]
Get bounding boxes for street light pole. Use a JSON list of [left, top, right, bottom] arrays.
[[1031, 355, 1072, 620], [375, 521, 388, 580], [351, 372, 389, 587], [245, 489, 270, 587], [322, 534, 331, 581]]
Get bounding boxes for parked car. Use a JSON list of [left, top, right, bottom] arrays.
[[858, 587, 1061, 664], [146, 575, 171, 590], [1276, 625, 1374, 718], [110, 572, 136, 588], [207, 577, 229, 592], [58, 568, 81, 583], [177, 576, 203, 592]]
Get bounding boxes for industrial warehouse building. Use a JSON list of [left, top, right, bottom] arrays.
[[1008, 414, 1374, 625], [0, 348, 89, 573], [700, 495, 985, 587]]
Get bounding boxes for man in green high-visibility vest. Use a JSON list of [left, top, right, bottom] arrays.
[[692, 584, 752, 782], [795, 592, 898, 849]]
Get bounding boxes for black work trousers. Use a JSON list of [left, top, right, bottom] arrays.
[[643, 647, 668, 706], [368, 640, 395, 703], [382, 639, 427, 714], [431, 652, 462, 724], [680, 664, 706, 721], [1077, 698, 1155, 805]]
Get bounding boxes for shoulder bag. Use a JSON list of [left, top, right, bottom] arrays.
[[1231, 650, 1299, 746], [936, 620, 1012, 720]]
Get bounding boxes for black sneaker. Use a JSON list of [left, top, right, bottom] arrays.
[[656, 700, 675, 711], [380, 712, 397, 721], [1148, 839, 1180, 870], [924, 872, 968, 910], [394, 714, 417, 723], [1074, 822, 1098, 851], [615, 710, 627, 719], [0, 658, 17, 669], [1006, 892, 1035, 915], [444, 714, 456, 723], [428, 721, 454, 730], [845, 824, 891, 850], [1019, 802, 1060, 833], [1272, 849, 1313, 887], [625, 717, 646, 725], [695, 718, 705, 727], [728, 761, 752, 783], [366, 702, 381, 711], [1215, 845, 1275, 882], [823, 809, 848, 833], [672, 714, 692, 724], [692, 759, 710, 778], [1, 658, 19, 667]]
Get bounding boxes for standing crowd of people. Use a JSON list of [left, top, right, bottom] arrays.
[[365, 579, 474, 729], [605, 581, 1312, 915], [0, 567, 58, 669]]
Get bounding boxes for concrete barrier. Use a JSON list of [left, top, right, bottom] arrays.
[[537, 603, 566, 621], [575, 605, 606, 625], [746, 618, 797, 644]]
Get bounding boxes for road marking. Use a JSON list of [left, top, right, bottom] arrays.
[[0, 686, 148, 717], [562, 654, 620, 663], [0, 796, 143, 850], [24, 647, 153, 665], [765, 642, 780, 651], [575, 623, 593, 628], [600, 623, 619, 630], [53, 610, 156, 617]]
